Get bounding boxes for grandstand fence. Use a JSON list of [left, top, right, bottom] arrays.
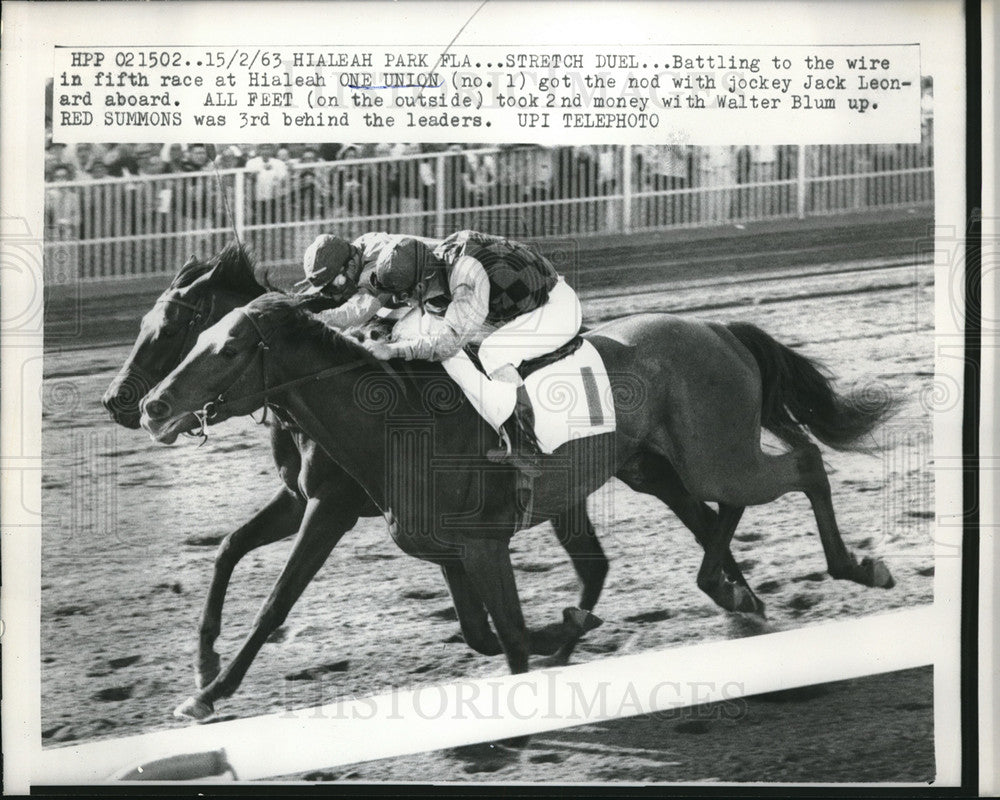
[[42, 143, 933, 284]]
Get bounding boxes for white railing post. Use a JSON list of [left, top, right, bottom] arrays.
[[435, 153, 446, 238], [45, 141, 934, 285], [621, 144, 633, 233], [796, 145, 807, 220], [233, 169, 246, 241]]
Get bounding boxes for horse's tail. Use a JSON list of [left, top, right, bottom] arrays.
[[724, 321, 899, 452]]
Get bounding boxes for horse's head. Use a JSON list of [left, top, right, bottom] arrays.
[[102, 243, 266, 429], [139, 293, 334, 444]]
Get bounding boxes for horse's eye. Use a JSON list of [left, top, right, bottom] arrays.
[[220, 344, 238, 359], [159, 326, 180, 338]]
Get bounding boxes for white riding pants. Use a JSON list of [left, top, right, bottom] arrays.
[[391, 277, 582, 431], [476, 277, 583, 376]]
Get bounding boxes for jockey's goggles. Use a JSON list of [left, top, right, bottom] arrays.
[[369, 272, 417, 304]]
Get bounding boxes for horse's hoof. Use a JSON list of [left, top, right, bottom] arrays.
[[563, 607, 603, 634], [498, 734, 531, 749], [732, 585, 766, 616], [174, 696, 214, 721], [727, 610, 776, 637], [537, 652, 571, 668], [862, 557, 895, 589]]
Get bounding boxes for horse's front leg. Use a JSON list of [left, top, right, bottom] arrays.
[[441, 563, 503, 656], [442, 561, 597, 658], [458, 537, 529, 674], [176, 486, 366, 720], [457, 536, 538, 750], [197, 486, 305, 689]]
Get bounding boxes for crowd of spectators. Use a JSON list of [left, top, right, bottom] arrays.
[[44, 133, 934, 246], [43, 141, 635, 240], [44, 73, 933, 248]]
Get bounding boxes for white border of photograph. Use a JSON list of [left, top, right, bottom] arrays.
[[978, 1, 998, 795], [1, 0, 969, 790]]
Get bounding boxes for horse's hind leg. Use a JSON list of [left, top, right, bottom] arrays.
[[619, 452, 763, 614], [197, 486, 305, 689], [175, 490, 364, 720], [793, 442, 895, 588], [695, 503, 762, 613], [697, 442, 893, 590]]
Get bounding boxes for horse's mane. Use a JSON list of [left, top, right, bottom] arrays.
[[248, 292, 451, 412], [170, 241, 269, 298], [249, 292, 382, 366], [169, 257, 214, 289]]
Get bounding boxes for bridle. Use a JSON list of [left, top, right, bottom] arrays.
[[153, 292, 227, 444], [157, 293, 208, 356], [188, 308, 383, 444], [148, 293, 209, 441]]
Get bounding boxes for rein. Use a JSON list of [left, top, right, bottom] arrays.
[[159, 293, 212, 359], [158, 294, 206, 335], [156, 293, 218, 445]]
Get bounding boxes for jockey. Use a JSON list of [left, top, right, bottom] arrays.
[[332, 230, 583, 475], [297, 231, 443, 324]]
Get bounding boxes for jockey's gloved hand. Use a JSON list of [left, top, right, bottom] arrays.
[[363, 338, 394, 361]]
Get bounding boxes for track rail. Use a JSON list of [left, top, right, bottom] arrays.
[[35, 606, 935, 784], [46, 256, 929, 355]]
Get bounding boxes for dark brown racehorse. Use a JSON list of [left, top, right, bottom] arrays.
[[103, 244, 732, 715], [101, 246, 387, 699], [141, 289, 896, 720]]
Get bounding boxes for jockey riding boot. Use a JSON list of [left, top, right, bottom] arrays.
[[489, 384, 543, 479]]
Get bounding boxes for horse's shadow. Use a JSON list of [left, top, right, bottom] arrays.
[[445, 739, 529, 775]]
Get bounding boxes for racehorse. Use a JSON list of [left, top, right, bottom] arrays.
[[140, 288, 897, 720], [103, 243, 739, 714]]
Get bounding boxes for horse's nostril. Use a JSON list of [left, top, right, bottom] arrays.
[[144, 398, 171, 420]]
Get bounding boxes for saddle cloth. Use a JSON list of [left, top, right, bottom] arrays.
[[468, 337, 617, 454], [357, 310, 616, 454]]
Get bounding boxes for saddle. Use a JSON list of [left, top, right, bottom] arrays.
[[463, 334, 585, 380]]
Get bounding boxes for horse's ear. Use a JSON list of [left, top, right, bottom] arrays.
[[254, 266, 275, 291], [171, 253, 211, 289]]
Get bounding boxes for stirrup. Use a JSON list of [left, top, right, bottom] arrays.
[[514, 471, 535, 532], [509, 430, 542, 480], [503, 422, 543, 479], [487, 428, 513, 463], [510, 449, 543, 479]]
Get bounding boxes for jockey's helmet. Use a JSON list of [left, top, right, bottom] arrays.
[[371, 238, 435, 300], [297, 234, 353, 295]]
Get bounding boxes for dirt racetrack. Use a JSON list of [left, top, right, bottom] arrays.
[[296, 666, 934, 783], [39, 218, 937, 782]]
